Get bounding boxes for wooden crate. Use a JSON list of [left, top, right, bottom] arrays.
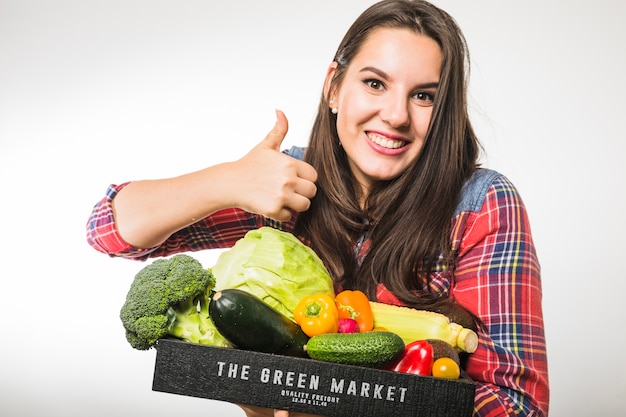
[[152, 339, 475, 417]]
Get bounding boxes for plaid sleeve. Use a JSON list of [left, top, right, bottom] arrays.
[[451, 176, 549, 416], [85, 183, 139, 257], [85, 183, 295, 260]]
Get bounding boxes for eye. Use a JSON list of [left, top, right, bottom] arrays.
[[364, 79, 386, 91], [413, 91, 435, 105]]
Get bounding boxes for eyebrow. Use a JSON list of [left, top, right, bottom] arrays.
[[359, 66, 439, 89]]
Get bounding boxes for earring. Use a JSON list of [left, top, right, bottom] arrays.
[[329, 99, 338, 114]]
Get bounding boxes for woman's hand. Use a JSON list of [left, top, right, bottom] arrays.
[[230, 110, 318, 222], [238, 404, 325, 417]]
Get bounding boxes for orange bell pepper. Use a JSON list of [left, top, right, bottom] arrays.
[[294, 293, 339, 337], [335, 290, 374, 332]]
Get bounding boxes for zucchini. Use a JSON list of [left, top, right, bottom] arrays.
[[209, 289, 309, 358], [305, 331, 404, 368]]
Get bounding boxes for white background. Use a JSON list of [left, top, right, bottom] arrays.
[[1, 0, 625, 415]]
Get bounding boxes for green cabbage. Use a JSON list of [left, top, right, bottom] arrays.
[[211, 227, 335, 320]]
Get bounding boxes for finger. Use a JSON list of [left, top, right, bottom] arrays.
[[262, 109, 289, 151], [274, 410, 289, 417], [267, 206, 297, 223], [294, 177, 317, 200], [287, 192, 313, 214], [295, 160, 318, 184]]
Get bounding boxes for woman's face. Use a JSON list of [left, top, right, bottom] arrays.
[[328, 27, 443, 195]]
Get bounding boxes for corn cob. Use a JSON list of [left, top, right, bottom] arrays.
[[369, 301, 478, 353]]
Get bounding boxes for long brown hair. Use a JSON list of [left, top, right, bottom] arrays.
[[295, 0, 480, 308]]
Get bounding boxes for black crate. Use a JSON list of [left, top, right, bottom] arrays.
[[152, 339, 475, 417]]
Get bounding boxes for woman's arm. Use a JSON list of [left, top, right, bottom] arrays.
[[452, 176, 549, 417], [114, 111, 316, 248], [86, 111, 317, 257], [111, 160, 249, 249]]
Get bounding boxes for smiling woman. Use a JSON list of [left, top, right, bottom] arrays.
[[85, 1, 549, 416], [324, 27, 442, 189]]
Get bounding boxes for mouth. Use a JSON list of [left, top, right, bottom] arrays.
[[366, 132, 408, 150]]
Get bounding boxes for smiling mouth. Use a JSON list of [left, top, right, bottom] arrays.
[[367, 132, 407, 149]]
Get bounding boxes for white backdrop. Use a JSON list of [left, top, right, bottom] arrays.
[[1, 0, 625, 416]]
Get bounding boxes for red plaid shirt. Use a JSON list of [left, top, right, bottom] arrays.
[[86, 170, 549, 416]]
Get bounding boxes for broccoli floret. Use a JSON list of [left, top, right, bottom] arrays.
[[120, 254, 229, 350]]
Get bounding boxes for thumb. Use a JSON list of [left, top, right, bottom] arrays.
[[262, 109, 289, 151]]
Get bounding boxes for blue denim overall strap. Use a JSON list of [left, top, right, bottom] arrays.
[[454, 168, 502, 216], [283, 145, 306, 161]]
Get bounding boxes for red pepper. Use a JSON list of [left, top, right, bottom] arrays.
[[386, 340, 434, 376]]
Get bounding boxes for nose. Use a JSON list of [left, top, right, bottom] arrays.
[[380, 93, 410, 128]]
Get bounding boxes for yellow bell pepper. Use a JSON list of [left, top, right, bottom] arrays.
[[294, 293, 339, 337]]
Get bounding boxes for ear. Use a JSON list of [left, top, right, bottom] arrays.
[[323, 61, 339, 107]]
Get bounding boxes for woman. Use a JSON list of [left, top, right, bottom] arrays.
[[87, 1, 549, 416]]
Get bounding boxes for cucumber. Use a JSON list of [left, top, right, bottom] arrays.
[[209, 289, 309, 358], [305, 331, 405, 368]]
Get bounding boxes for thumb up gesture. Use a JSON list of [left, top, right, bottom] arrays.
[[232, 110, 318, 222]]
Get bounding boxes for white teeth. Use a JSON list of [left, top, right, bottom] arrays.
[[367, 133, 406, 149]]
